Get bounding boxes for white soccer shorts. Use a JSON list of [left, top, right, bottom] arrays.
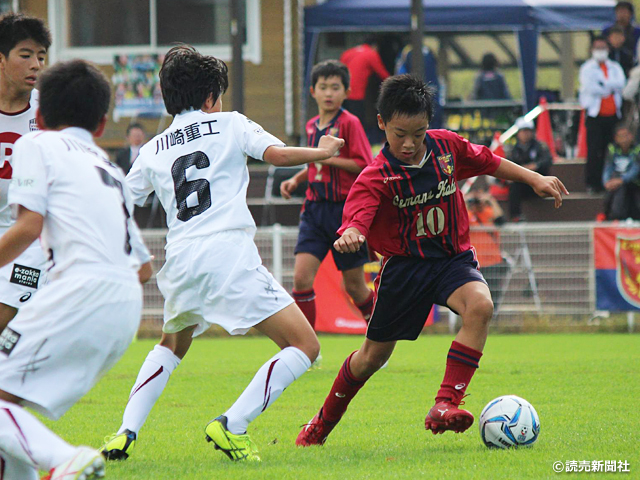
[[0, 266, 141, 420], [158, 229, 293, 337], [0, 241, 48, 308]]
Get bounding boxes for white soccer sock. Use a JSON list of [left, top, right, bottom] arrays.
[[119, 344, 181, 435], [224, 346, 311, 434], [0, 453, 39, 480], [0, 399, 76, 473]]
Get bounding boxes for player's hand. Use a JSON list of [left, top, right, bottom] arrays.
[[138, 260, 154, 284], [318, 135, 345, 159], [605, 178, 623, 191], [532, 175, 569, 208], [334, 227, 366, 253], [280, 178, 298, 199]]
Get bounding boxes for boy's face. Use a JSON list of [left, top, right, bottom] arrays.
[[0, 39, 47, 95], [608, 32, 625, 49], [378, 112, 429, 162], [310, 75, 348, 113], [614, 128, 633, 149]]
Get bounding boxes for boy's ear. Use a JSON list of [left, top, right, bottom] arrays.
[[377, 114, 385, 131], [309, 86, 316, 98], [93, 115, 108, 138], [345, 87, 351, 97], [35, 108, 47, 130]]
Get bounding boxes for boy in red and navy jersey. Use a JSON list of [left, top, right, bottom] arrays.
[[281, 60, 375, 332], [296, 75, 568, 446]]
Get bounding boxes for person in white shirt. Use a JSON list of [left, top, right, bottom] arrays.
[[0, 13, 51, 334], [101, 45, 344, 463], [579, 36, 626, 192], [0, 60, 152, 480]]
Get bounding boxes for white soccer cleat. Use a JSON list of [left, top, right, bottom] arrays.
[[43, 446, 105, 480]]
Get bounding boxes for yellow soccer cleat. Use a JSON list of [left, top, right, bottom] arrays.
[[100, 429, 136, 461], [205, 416, 261, 462]]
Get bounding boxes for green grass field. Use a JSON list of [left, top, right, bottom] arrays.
[[44, 334, 639, 479]]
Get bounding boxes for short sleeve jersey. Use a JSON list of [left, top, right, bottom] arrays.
[[339, 129, 502, 259], [127, 110, 284, 245], [305, 108, 372, 202], [0, 89, 40, 234], [8, 128, 149, 277]]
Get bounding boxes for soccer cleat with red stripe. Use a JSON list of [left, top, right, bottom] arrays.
[[295, 408, 338, 446], [41, 446, 105, 480], [424, 400, 474, 435]]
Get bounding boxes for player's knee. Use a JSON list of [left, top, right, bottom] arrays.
[[469, 297, 494, 325]]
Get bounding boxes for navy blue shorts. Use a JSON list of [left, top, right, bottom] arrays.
[[367, 250, 488, 342], [294, 200, 370, 271]]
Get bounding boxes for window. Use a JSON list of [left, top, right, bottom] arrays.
[[48, 0, 261, 64]]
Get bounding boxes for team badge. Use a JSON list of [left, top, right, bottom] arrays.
[[437, 153, 454, 176], [329, 126, 339, 136], [615, 235, 640, 308]]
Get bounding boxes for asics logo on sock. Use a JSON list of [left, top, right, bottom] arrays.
[[454, 383, 466, 390], [335, 392, 346, 398]]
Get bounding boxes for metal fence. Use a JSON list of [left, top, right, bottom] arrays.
[[140, 222, 636, 329]]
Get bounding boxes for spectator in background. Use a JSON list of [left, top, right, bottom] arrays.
[[602, 124, 640, 220], [466, 190, 508, 308], [507, 117, 552, 221], [607, 25, 634, 77], [340, 36, 390, 135], [470, 53, 511, 101], [395, 42, 443, 128], [115, 123, 146, 174], [602, 1, 640, 62], [579, 36, 625, 193]]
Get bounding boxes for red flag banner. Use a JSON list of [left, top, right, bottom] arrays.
[[314, 256, 437, 334]]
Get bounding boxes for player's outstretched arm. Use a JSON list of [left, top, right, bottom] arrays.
[[0, 206, 43, 269], [280, 167, 308, 199], [334, 227, 366, 254], [493, 158, 569, 208], [264, 135, 345, 167]]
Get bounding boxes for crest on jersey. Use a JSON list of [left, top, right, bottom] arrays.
[[616, 235, 640, 308], [329, 126, 339, 136], [437, 153, 454, 176]]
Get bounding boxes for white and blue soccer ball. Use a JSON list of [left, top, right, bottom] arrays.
[[479, 395, 540, 448]]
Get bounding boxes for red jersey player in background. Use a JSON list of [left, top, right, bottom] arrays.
[[296, 75, 568, 446], [281, 60, 375, 353]]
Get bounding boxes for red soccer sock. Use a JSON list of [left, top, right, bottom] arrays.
[[355, 290, 375, 324], [435, 340, 483, 405], [293, 289, 316, 329], [321, 351, 370, 423]]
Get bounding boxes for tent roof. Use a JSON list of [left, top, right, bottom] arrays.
[[305, 0, 617, 32]]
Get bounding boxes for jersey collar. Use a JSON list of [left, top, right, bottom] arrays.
[[61, 127, 94, 144], [381, 139, 432, 169], [314, 108, 343, 132]]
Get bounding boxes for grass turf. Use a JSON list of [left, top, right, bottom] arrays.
[[44, 334, 639, 479]]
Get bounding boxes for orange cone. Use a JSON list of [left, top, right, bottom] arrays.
[[576, 109, 587, 159], [536, 97, 557, 159]]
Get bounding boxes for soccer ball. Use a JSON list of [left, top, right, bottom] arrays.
[[479, 395, 540, 448]]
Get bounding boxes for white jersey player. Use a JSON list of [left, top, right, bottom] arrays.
[[0, 60, 151, 480], [102, 45, 344, 462], [0, 14, 52, 331]]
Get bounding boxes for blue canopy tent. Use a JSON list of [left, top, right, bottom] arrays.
[[304, 0, 616, 112]]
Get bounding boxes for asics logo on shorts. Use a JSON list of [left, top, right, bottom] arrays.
[[19, 292, 32, 303]]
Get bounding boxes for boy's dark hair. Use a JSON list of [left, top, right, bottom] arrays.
[[608, 25, 626, 36], [613, 122, 632, 136], [615, 1, 634, 14], [160, 44, 229, 116], [592, 35, 608, 45], [126, 123, 145, 135], [377, 74, 435, 124], [0, 13, 51, 58], [310, 60, 350, 90], [37, 60, 111, 131], [481, 53, 498, 72]]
